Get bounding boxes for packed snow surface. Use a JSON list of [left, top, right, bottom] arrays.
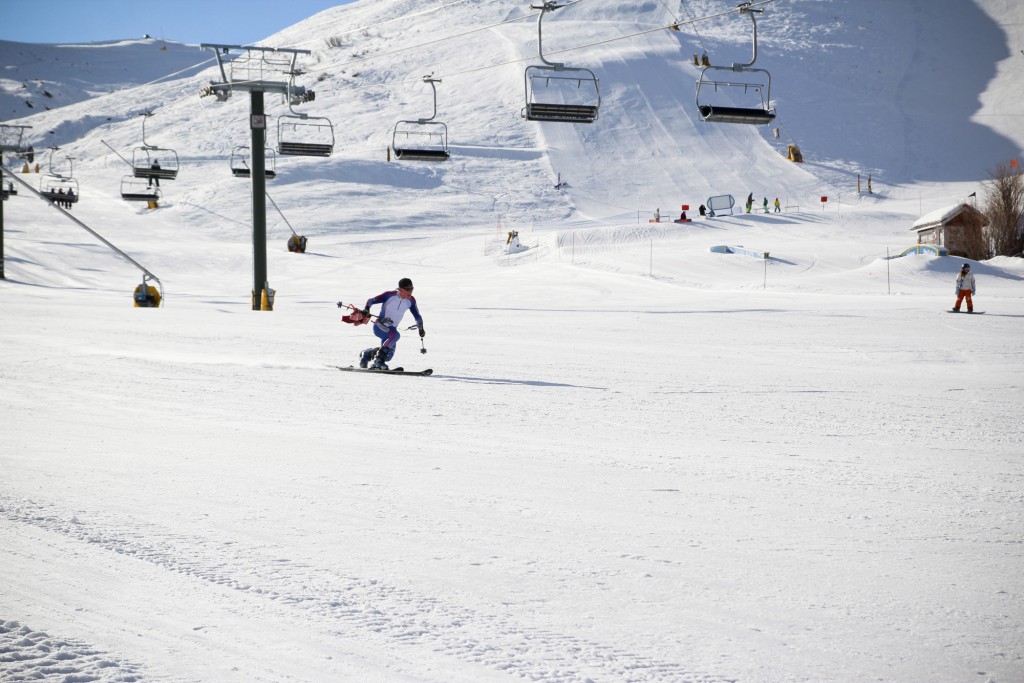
[[2, 1, 1023, 682]]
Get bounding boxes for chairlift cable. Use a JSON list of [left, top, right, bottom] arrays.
[[296, 0, 585, 79], [279, 0, 478, 51], [137, 56, 218, 88], [678, 0, 711, 56], [311, 0, 773, 89]]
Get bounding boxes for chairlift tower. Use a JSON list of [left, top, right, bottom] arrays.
[[1, 124, 34, 279], [200, 43, 316, 310]]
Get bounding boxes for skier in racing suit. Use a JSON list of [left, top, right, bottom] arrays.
[[359, 277, 425, 369]]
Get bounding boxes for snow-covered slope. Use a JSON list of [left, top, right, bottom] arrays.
[[2, 2, 1023, 682], [0, 38, 213, 119]]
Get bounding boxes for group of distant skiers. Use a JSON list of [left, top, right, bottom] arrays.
[[741, 192, 781, 214]]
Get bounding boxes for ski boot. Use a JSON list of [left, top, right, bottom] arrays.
[[359, 347, 376, 368], [370, 347, 390, 370]]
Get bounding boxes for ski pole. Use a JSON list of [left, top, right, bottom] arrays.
[[405, 323, 427, 354]]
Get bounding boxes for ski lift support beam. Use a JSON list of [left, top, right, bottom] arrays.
[[46, 146, 74, 178], [199, 43, 314, 310], [734, 2, 763, 69]]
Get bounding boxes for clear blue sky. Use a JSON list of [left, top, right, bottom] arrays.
[[1, 0, 355, 45]]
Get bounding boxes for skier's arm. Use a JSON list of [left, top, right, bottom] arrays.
[[363, 291, 392, 314], [410, 299, 425, 336]]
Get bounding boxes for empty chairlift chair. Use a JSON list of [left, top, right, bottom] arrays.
[[695, 3, 776, 125], [522, 2, 601, 124], [277, 86, 334, 158], [278, 115, 334, 157], [230, 145, 277, 178], [120, 176, 161, 201], [392, 75, 450, 162]]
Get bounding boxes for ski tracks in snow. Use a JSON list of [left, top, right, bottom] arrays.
[[0, 619, 144, 682], [1, 496, 734, 683]]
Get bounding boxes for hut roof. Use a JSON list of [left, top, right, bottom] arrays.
[[911, 203, 988, 232]]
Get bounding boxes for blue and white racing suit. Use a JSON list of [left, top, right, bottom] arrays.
[[364, 290, 423, 361]]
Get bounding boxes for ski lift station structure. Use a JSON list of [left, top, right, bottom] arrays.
[[695, 2, 776, 125], [392, 75, 450, 162], [199, 42, 329, 310], [522, 1, 601, 124]]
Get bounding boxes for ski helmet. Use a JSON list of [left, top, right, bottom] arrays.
[[398, 277, 414, 290]]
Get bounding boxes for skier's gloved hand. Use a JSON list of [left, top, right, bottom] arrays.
[[419, 325, 426, 338], [361, 307, 370, 317]]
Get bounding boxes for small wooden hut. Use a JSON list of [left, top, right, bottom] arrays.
[[911, 203, 988, 259]]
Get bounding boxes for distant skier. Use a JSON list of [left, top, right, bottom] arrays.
[[148, 159, 161, 188], [774, 197, 781, 213], [745, 192, 753, 213], [953, 263, 976, 313], [698, 204, 707, 217], [763, 197, 769, 213], [358, 277, 425, 369]]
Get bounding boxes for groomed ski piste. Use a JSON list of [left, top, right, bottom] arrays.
[[2, 1, 1023, 682]]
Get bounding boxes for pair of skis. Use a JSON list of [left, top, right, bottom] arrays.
[[334, 365, 433, 376]]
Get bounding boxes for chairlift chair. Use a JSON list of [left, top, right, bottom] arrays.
[[277, 83, 335, 157], [230, 145, 277, 178], [40, 148, 79, 203], [0, 124, 34, 162], [39, 174, 80, 204], [131, 147, 180, 181], [695, 3, 776, 125], [131, 112, 180, 180], [522, 2, 601, 124], [120, 176, 161, 202], [392, 76, 450, 162], [278, 115, 335, 157]]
